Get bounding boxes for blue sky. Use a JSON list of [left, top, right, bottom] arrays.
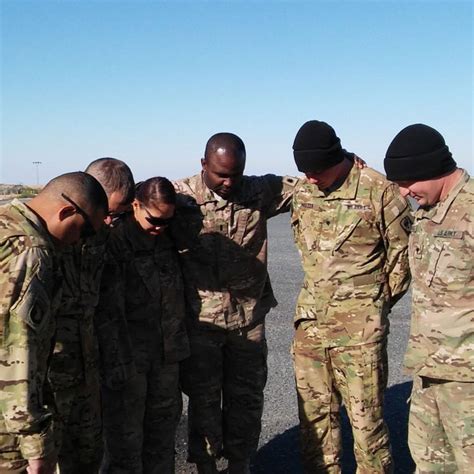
[[1, 0, 472, 185]]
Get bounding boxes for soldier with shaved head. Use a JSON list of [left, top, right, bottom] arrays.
[[172, 132, 298, 474], [0, 172, 107, 474]]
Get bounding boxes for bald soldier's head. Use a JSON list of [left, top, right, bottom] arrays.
[[85, 157, 135, 226], [201, 133, 246, 199], [27, 171, 108, 245]]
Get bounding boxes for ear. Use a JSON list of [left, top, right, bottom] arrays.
[[201, 157, 207, 170], [58, 205, 76, 222]]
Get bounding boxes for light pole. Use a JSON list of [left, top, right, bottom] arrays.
[[32, 161, 42, 186]]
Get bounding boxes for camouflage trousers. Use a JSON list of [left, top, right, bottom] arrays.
[[53, 378, 103, 474], [180, 321, 268, 464], [408, 375, 474, 473], [293, 321, 392, 474], [100, 337, 182, 474]]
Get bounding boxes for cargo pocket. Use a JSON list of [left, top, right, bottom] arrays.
[[362, 342, 388, 409], [424, 242, 444, 287], [333, 217, 362, 253], [299, 212, 323, 252], [427, 239, 472, 291]]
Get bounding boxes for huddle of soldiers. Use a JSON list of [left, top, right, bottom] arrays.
[[0, 121, 472, 474]]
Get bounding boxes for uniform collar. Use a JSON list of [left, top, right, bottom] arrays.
[[79, 224, 109, 250], [10, 198, 55, 247], [192, 172, 247, 208], [192, 172, 220, 205], [122, 214, 157, 251], [304, 163, 360, 201], [417, 169, 469, 224]]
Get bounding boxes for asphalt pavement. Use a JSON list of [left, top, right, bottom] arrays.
[[175, 213, 414, 473]]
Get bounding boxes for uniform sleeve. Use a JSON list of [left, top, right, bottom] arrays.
[[290, 184, 304, 257], [380, 184, 412, 307], [94, 234, 136, 390], [262, 175, 299, 218], [0, 241, 56, 460]]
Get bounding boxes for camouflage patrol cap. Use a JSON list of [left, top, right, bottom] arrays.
[[293, 120, 345, 172], [384, 124, 456, 181]]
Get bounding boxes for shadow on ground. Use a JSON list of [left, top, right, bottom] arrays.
[[252, 382, 414, 474]]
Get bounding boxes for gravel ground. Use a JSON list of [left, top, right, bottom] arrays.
[[175, 214, 415, 473]]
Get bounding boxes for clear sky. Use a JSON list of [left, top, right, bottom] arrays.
[[1, 0, 472, 185]]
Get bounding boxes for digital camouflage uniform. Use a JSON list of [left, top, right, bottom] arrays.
[[291, 166, 411, 473], [98, 216, 189, 474], [172, 172, 297, 465], [47, 230, 108, 474], [405, 170, 473, 473], [0, 200, 61, 472]]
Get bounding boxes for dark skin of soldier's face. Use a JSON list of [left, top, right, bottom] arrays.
[[201, 149, 246, 199]]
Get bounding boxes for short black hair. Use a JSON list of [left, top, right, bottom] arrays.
[[204, 132, 246, 160], [42, 171, 108, 213]]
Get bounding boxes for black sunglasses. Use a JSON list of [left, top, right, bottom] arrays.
[[107, 210, 131, 227], [61, 193, 96, 238], [144, 207, 174, 227]]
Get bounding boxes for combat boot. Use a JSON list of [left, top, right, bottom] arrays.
[[227, 458, 251, 474], [196, 460, 219, 474]]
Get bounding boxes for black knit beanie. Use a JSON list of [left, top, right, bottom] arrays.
[[293, 120, 345, 172], [384, 124, 456, 181]]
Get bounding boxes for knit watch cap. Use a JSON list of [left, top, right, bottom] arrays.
[[384, 124, 456, 181], [293, 120, 345, 172]]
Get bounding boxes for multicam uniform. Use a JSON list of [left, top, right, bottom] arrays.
[[405, 170, 473, 473], [99, 216, 189, 474], [0, 200, 61, 472], [47, 230, 107, 473], [172, 172, 296, 465], [291, 166, 411, 473]]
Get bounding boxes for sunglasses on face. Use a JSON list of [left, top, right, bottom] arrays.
[[143, 207, 174, 227], [107, 210, 131, 227], [61, 193, 96, 238]]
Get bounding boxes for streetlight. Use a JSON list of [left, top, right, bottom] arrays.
[[32, 161, 42, 186]]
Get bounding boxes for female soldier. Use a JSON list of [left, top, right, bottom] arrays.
[[98, 177, 189, 474]]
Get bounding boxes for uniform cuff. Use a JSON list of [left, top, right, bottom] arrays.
[[19, 423, 56, 460]]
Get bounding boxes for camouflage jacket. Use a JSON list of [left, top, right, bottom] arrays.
[[291, 166, 411, 347], [0, 200, 61, 461], [96, 217, 189, 389], [172, 173, 297, 330], [48, 228, 108, 391], [404, 170, 473, 381]]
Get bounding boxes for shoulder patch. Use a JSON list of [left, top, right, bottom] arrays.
[[400, 215, 412, 234], [283, 176, 298, 186]]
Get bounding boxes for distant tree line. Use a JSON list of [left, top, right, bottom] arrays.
[[0, 184, 41, 198]]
